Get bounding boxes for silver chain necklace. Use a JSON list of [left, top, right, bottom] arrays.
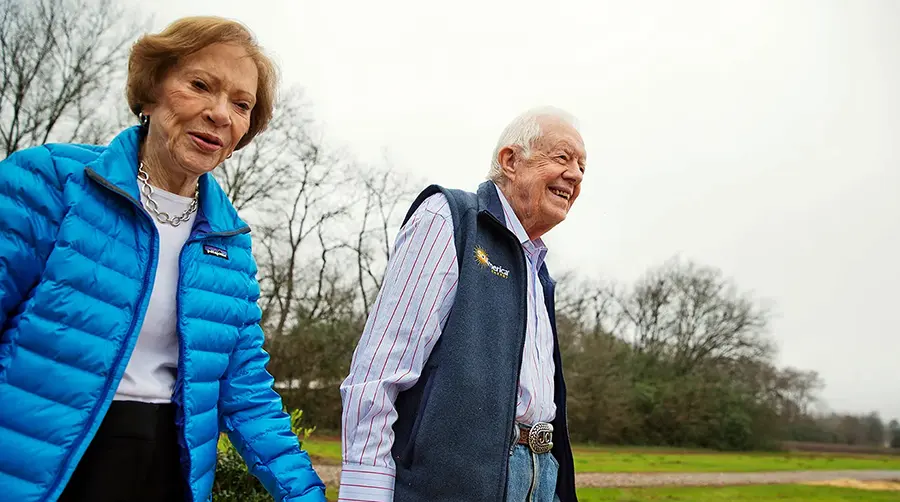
[[137, 162, 199, 227]]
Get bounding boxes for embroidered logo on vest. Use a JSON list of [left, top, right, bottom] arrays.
[[203, 244, 229, 260], [474, 246, 509, 279]]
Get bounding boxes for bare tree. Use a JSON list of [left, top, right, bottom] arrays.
[[304, 225, 342, 322], [774, 367, 824, 418], [613, 258, 774, 372], [253, 138, 350, 337], [341, 160, 420, 315], [554, 273, 622, 343], [0, 0, 144, 155], [211, 86, 349, 335]]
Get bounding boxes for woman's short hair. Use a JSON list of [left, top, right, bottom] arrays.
[[126, 16, 279, 150]]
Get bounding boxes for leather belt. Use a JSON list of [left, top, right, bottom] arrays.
[[516, 422, 554, 454]]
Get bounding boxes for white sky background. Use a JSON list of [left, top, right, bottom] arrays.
[[129, 0, 900, 420]]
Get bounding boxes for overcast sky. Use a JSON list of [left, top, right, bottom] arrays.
[[131, 0, 899, 420]]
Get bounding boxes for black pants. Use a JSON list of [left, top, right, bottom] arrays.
[[59, 401, 185, 502]]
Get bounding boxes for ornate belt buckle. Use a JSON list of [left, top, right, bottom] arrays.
[[528, 422, 554, 454]]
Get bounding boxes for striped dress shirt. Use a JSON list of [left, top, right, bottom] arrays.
[[338, 182, 556, 501]]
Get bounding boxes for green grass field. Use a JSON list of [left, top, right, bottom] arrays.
[[308, 438, 900, 501], [302, 438, 900, 472], [576, 484, 900, 501], [302, 438, 342, 464]]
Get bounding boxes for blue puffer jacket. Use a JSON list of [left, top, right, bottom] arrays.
[[0, 127, 326, 502]]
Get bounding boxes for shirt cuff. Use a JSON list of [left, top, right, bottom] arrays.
[[338, 463, 396, 502]]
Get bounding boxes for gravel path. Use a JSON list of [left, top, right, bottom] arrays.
[[315, 465, 341, 486], [314, 465, 900, 488]]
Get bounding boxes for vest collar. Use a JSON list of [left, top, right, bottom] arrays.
[[477, 180, 506, 224], [478, 180, 548, 259]]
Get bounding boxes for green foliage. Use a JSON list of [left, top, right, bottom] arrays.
[[212, 409, 315, 502], [267, 313, 364, 432], [786, 412, 895, 448], [563, 337, 781, 451]]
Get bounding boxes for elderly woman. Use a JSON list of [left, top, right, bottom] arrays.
[[0, 16, 326, 502]]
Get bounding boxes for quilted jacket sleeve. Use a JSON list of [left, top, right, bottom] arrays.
[[218, 309, 326, 501], [0, 147, 65, 334]]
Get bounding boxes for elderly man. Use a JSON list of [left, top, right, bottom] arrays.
[[339, 107, 586, 502]]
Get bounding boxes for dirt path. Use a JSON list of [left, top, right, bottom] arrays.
[[314, 465, 900, 488]]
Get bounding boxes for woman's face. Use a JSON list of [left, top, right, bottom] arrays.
[[142, 43, 258, 178]]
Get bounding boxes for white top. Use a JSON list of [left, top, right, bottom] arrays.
[[113, 184, 196, 403], [338, 182, 556, 501]]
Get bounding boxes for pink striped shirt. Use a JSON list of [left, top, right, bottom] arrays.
[[338, 183, 556, 501]]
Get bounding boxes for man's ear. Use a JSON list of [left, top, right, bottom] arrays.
[[498, 146, 519, 182]]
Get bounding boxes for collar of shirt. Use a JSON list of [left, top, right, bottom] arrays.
[[492, 181, 548, 269]]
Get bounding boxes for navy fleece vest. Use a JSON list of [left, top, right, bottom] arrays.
[[389, 181, 576, 502]]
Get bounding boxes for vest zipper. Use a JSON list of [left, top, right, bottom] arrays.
[[48, 169, 161, 500]]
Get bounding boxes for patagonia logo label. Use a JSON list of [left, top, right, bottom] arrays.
[[203, 245, 228, 260]]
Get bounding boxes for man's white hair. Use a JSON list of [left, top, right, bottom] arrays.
[[487, 106, 580, 182]]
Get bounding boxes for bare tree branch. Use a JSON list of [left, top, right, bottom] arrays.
[[336, 160, 421, 315], [215, 86, 315, 212], [0, 0, 145, 155]]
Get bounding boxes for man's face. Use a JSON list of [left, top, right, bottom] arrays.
[[501, 117, 586, 240]]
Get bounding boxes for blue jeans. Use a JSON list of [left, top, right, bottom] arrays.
[[505, 444, 560, 502]]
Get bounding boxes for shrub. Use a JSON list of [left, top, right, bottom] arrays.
[[212, 409, 315, 501]]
